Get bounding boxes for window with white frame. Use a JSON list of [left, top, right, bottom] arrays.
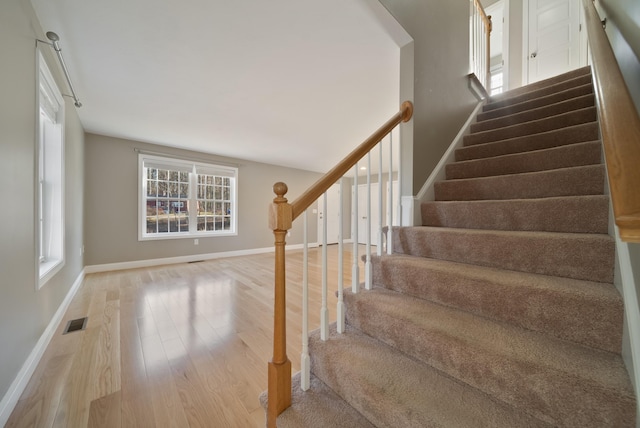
[[37, 51, 65, 287], [139, 154, 237, 240]]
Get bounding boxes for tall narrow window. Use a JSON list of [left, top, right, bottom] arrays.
[[37, 51, 65, 287], [139, 154, 237, 240]]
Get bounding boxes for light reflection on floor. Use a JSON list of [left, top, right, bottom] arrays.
[[141, 272, 235, 374]]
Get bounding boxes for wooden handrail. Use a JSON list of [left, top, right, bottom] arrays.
[[291, 101, 413, 220], [581, 0, 640, 243], [473, 0, 492, 31], [266, 101, 412, 427]]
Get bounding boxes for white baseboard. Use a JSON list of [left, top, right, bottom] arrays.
[[0, 268, 85, 427], [84, 244, 319, 274], [614, 232, 640, 424]]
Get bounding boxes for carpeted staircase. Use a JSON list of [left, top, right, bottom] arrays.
[[263, 66, 637, 427]]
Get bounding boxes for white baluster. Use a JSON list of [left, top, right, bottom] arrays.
[[337, 178, 345, 334], [352, 163, 360, 293], [398, 129, 403, 227], [301, 210, 310, 390], [321, 192, 329, 341], [365, 153, 372, 290], [387, 134, 394, 255], [378, 143, 383, 257]]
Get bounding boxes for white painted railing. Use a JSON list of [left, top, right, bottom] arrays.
[[299, 134, 403, 389], [470, 0, 492, 91], [267, 101, 412, 427]]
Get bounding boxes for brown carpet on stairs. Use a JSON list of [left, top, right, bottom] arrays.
[[455, 122, 600, 161], [263, 66, 637, 427]]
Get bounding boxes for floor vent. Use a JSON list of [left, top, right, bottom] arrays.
[[63, 317, 87, 334]]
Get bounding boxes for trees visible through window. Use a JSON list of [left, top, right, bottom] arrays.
[[139, 155, 237, 239]]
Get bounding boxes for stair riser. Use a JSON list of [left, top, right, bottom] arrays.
[[371, 255, 622, 352], [446, 141, 602, 180], [435, 165, 605, 202], [477, 84, 594, 121], [484, 74, 592, 111], [456, 123, 600, 161], [421, 196, 609, 234], [471, 94, 595, 133], [344, 291, 634, 427], [464, 107, 597, 147], [392, 226, 615, 282]]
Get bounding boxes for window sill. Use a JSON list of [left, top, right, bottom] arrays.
[[139, 231, 238, 241], [39, 258, 64, 289]]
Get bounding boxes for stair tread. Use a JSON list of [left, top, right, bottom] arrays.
[[446, 141, 602, 180], [371, 252, 622, 352], [260, 372, 375, 428], [392, 226, 614, 282], [456, 122, 600, 161], [477, 83, 594, 122], [435, 164, 605, 202], [310, 325, 552, 428], [485, 70, 592, 111], [488, 66, 590, 104], [464, 106, 597, 146], [472, 93, 595, 133], [421, 195, 609, 234], [344, 288, 635, 426]]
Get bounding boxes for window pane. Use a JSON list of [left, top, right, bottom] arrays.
[[147, 180, 157, 196], [158, 181, 167, 197], [141, 156, 237, 238]]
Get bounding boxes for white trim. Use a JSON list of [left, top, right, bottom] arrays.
[[84, 244, 320, 274], [468, 74, 489, 101], [138, 153, 239, 240], [503, 0, 511, 91], [416, 101, 485, 204], [36, 49, 66, 289], [0, 269, 85, 427], [401, 195, 417, 227], [522, 0, 530, 85], [614, 231, 640, 422]]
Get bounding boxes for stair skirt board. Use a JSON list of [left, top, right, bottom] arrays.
[[264, 66, 637, 427]]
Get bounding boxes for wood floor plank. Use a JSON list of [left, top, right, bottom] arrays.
[[7, 246, 359, 427], [87, 391, 121, 428], [140, 333, 190, 428]]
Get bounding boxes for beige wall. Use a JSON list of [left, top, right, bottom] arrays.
[[84, 134, 322, 266], [595, 0, 640, 113], [0, 0, 84, 403], [378, 0, 479, 193]]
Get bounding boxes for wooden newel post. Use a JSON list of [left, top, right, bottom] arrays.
[[267, 182, 293, 428]]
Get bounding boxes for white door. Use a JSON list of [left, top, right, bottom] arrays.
[[356, 183, 380, 246], [526, 0, 583, 83], [317, 183, 340, 245]]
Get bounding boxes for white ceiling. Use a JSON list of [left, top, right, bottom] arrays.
[[30, 0, 408, 173]]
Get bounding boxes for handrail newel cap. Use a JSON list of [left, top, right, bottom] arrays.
[[270, 182, 293, 232], [401, 101, 414, 122]]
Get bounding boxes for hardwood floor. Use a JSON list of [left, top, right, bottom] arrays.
[[7, 245, 364, 427]]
